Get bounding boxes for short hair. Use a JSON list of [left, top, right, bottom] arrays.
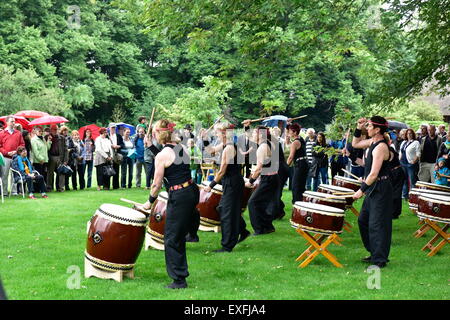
[[287, 123, 301, 135], [44, 128, 50, 133], [60, 126, 69, 134], [71, 130, 79, 136], [138, 116, 147, 123], [307, 128, 315, 135], [99, 128, 107, 135], [369, 116, 388, 134], [17, 146, 26, 154], [5, 115, 15, 123]]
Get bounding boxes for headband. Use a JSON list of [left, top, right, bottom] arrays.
[[155, 122, 176, 132], [368, 120, 388, 127]]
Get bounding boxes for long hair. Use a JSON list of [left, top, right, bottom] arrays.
[[154, 119, 175, 144]]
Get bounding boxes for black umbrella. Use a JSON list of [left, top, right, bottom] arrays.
[[388, 120, 409, 131]]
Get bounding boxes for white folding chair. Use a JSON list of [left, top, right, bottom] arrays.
[[0, 177, 4, 203], [9, 168, 25, 198]]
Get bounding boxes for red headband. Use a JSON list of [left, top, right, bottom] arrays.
[[155, 123, 176, 132], [368, 121, 388, 127]]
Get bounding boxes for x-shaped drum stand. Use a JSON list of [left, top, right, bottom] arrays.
[[420, 219, 449, 257]]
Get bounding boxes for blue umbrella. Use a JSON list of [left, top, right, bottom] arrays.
[[113, 122, 136, 136], [262, 115, 289, 128]]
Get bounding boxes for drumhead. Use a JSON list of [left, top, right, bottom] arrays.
[[97, 204, 147, 226], [416, 181, 450, 191], [410, 188, 450, 197], [318, 184, 354, 193], [293, 201, 345, 216], [303, 191, 346, 203], [334, 176, 361, 185], [418, 194, 450, 204], [201, 181, 223, 192]]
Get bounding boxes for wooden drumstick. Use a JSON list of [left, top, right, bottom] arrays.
[[287, 115, 308, 122], [146, 106, 157, 139], [341, 169, 362, 181], [331, 191, 355, 196], [204, 114, 225, 136], [120, 198, 144, 206], [240, 116, 270, 125]]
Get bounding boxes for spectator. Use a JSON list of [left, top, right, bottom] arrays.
[[120, 127, 134, 189], [418, 124, 428, 141], [187, 138, 202, 184], [108, 123, 123, 190], [82, 129, 95, 189], [61, 126, 76, 191], [143, 131, 159, 190], [385, 133, 405, 219], [346, 131, 365, 178], [13, 146, 47, 199], [394, 129, 407, 152], [329, 127, 348, 180], [238, 125, 256, 179], [0, 116, 25, 195], [134, 127, 148, 188], [434, 158, 450, 186], [438, 124, 447, 139], [70, 130, 85, 190], [30, 126, 51, 184], [136, 116, 147, 132], [94, 128, 113, 191], [399, 128, 421, 199], [22, 130, 32, 158], [47, 125, 69, 192], [305, 128, 316, 190], [181, 124, 195, 145], [419, 124, 442, 183], [311, 132, 329, 191]]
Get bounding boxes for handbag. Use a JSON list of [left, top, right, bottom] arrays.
[[57, 164, 73, 176], [127, 148, 137, 160], [103, 164, 116, 177], [113, 150, 123, 164]]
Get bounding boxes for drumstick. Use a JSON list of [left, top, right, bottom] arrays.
[[204, 114, 225, 135], [287, 115, 308, 121], [240, 116, 270, 125], [120, 198, 144, 206], [331, 192, 355, 196], [322, 194, 353, 199], [341, 169, 362, 181], [146, 106, 157, 139]]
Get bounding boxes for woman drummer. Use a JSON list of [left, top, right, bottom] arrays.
[[143, 119, 200, 289], [204, 122, 251, 252], [245, 126, 280, 235], [286, 123, 308, 203], [352, 116, 393, 268]]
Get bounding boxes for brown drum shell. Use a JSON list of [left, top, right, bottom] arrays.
[[86, 214, 145, 265], [197, 186, 222, 224], [332, 176, 361, 192], [417, 196, 450, 222], [291, 206, 344, 234], [317, 186, 355, 207], [149, 198, 167, 237], [302, 194, 347, 211]]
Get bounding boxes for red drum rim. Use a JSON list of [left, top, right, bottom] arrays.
[[416, 181, 450, 192], [333, 176, 362, 185], [318, 184, 354, 194], [293, 201, 345, 217], [303, 191, 347, 204]]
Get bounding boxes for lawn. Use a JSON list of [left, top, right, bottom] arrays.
[[0, 186, 448, 300]]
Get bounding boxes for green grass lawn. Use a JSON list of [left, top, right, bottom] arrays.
[[0, 186, 448, 300]]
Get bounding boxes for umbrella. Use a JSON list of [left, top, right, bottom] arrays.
[[114, 122, 136, 136], [262, 115, 289, 128], [28, 115, 69, 127], [0, 115, 31, 132], [387, 120, 409, 131], [78, 124, 101, 141], [14, 110, 49, 119]]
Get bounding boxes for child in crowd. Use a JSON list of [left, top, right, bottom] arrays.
[[434, 157, 450, 186]]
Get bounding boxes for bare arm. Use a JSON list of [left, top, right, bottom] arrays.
[[287, 140, 300, 166]]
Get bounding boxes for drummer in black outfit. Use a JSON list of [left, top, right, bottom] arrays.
[[245, 125, 280, 235], [204, 122, 251, 252], [143, 119, 200, 289], [286, 123, 308, 203], [352, 116, 393, 268]]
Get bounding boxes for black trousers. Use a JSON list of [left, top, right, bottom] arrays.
[[330, 160, 345, 180], [112, 162, 120, 189], [33, 163, 47, 186], [292, 159, 308, 204], [165, 184, 200, 283], [248, 174, 280, 234], [24, 174, 46, 194], [391, 167, 405, 219], [358, 179, 393, 264], [269, 163, 289, 219], [217, 174, 245, 251]]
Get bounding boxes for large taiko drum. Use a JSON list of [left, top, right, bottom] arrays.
[[417, 194, 450, 223], [242, 177, 260, 212], [317, 184, 355, 208], [197, 182, 223, 229], [332, 176, 362, 192], [85, 204, 147, 272], [302, 191, 347, 211], [291, 202, 345, 235], [415, 181, 450, 193], [145, 191, 168, 250], [408, 188, 450, 213]]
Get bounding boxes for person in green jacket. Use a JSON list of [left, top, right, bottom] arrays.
[[30, 126, 51, 183]]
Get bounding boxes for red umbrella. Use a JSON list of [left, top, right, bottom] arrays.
[[28, 115, 69, 127], [0, 115, 32, 132], [14, 110, 50, 119], [78, 124, 101, 140]]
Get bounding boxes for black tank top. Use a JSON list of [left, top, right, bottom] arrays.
[[163, 144, 192, 187], [364, 140, 391, 178], [224, 143, 241, 177], [389, 146, 401, 168], [294, 137, 306, 161]]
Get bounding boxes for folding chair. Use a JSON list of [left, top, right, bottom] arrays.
[[9, 168, 25, 198]]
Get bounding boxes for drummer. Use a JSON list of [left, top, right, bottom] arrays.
[[286, 123, 308, 203], [245, 125, 280, 235], [143, 119, 200, 289], [352, 116, 393, 268], [204, 122, 251, 252]]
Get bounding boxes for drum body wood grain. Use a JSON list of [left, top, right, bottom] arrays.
[[197, 182, 223, 227], [291, 201, 345, 235], [332, 176, 361, 192], [417, 194, 450, 223], [85, 204, 147, 271], [147, 192, 168, 246]]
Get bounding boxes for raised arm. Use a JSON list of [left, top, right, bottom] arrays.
[[352, 118, 372, 150]]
